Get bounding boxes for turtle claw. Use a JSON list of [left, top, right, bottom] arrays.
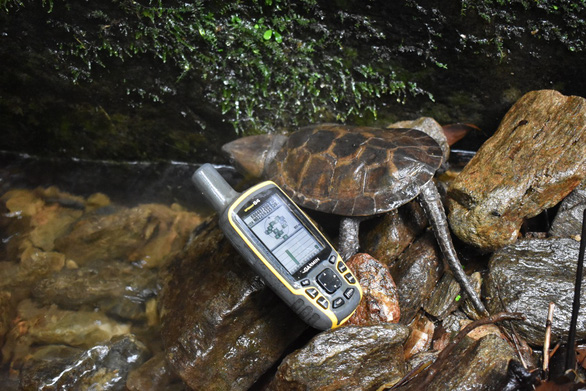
[[418, 181, 489, 318]]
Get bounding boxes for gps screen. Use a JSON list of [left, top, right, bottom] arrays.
[[242, 193, 324, 275]]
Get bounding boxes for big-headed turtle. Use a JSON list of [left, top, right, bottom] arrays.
[[223, 123, 487, 316]]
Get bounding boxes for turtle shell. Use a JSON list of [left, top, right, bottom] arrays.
[[266, 123, 443, 216]]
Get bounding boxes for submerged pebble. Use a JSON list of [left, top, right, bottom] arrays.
[[0, 186, 204, 389], [32, 259, 159, 321], [55, 203, 201, 268], [2, 299, 131, 366]]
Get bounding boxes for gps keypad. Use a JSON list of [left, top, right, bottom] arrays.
[[316, 268, 343, 294]]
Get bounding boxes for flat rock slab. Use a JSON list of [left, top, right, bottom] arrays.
[[268, 323, 409, 391], [159, 219, 307, 391], [448, 90, 586, 250], [486, 237, 586, 346]]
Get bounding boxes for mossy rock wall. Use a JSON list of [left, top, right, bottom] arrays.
[[1, 0, 585, 162]]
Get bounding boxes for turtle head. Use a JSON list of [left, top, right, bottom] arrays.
[[222, 134, 288, 179]]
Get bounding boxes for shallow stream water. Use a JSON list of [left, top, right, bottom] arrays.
[[0, 152, 246, 389]]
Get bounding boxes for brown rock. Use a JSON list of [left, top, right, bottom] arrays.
[[388, 232, 442, 324], [448, 90, 586, 250], [159, 218, 306, 391], [126, 352, 182, 391], [361, 202, 428, 266], [268, 324, 409, 391], [345, 253, 400, 325], [0, 291, 13, 351], [423, 272, 461, 320]]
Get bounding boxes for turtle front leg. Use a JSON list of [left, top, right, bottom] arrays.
[[338, 217, 362, 261], [418, 181, 489, 318]]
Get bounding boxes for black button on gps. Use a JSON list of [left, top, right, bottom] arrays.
[[344, 288, 355, 300], [317, 296, 329, 309], [306, 288, 318, 299], [317, 268, 342, 294], [344, 273, 356, 284], [333, 298, 344, 308], [337, 262, 347, 273], [328, 254, 336, 264]]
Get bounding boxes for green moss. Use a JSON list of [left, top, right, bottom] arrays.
[[1, 0, 433, 135], [460, 0, 586, 57]]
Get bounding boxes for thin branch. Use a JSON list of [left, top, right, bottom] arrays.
[[543, 302, 555, 380], [565, 209, 586, 371]]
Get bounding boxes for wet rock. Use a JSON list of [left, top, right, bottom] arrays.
[[55, 203, 202, 268], [448, 90, 586, 250], [424, 271, 483, 320], [388, 232, 442, 324], [126, 351, 182, 391], [345, 253, 400, 325], [32, 259, 159, 321], [397, 334, 516, 391], [159, 219, 307, 391], [361, 202, 428, 266], [405, 351, 438, 375], [19, 334, 149, 391], [388, 117, 450, 163], [549, 179, 586, 238], [486, 237, 586, 346], [2, 299, 130, 366], [404, 313, 435, 360], [423, 272, 460, 319], [269, 323, 409, 391]]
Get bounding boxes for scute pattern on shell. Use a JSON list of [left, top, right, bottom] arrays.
[[266, 124, 443, 216]]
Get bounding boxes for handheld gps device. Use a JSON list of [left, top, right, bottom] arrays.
[[192, 164, 362, 330]]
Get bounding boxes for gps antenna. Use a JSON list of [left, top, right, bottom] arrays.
[[192, 164, 239, 213]]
